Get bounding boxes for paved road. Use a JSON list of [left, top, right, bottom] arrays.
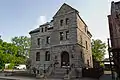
[[99, 71, 113, 80], [99, 74, 112, 80], [0, 72, 98, 80], [0, 75, 98, 80]]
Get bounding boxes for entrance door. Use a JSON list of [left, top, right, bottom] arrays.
[[61, 51, 69, 67]]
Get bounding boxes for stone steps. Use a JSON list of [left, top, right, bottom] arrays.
[[49, 68, 67, 79]]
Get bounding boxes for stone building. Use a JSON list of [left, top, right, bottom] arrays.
[[29, 3, 93, 77], [108, 1, 120, 49], [108, 1, 120, 78]]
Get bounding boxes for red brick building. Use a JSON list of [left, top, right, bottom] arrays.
[[108, 1, 120, 78]]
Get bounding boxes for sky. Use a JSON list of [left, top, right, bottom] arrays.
[[0, 0, 119, 57]]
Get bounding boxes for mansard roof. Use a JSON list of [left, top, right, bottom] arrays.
[[29, 28, 39, 34]]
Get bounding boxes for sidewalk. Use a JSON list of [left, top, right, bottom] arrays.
[[0, 76, 98, 80]]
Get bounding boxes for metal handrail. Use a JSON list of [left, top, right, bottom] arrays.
[[45, 64, 52, 73]]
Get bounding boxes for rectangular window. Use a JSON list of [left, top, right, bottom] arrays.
[[87, 60, 89, 66], [66, 31, 69, 40], [66, 18, 69, 25], [60, 32, 64, 40], [46, 36, 50, 44], [45, 27, 47, 32], [85, 26, 87, 32], [60, 20, 63, 26], [37, 38, 40, 45], [86, 41, 88, 50], [45, 51, 50, 61], [81, 51, 83, 60], [36, 52, 40, 61], [80, 35, 82, 44], [41, 27, 44, 32]]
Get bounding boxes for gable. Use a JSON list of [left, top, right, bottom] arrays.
[[53, 3, 78, 18]]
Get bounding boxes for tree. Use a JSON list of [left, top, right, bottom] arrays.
[[92, 39, 107, 61], [11, 36, 31, 58], [0, 37, 27, 69]]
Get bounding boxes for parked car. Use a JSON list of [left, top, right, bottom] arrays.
[[14, 64, 26, 70]]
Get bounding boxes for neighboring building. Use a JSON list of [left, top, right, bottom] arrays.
[[108, 1, 120, 48], [29, 3, 93, 77], [108, 1, 120, 78]]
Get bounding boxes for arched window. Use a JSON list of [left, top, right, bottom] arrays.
[[66, 18, 69, 25], [45, 51, 50, 61], [60, 20, 63, 26]]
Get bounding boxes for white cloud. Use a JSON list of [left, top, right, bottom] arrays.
[[37, 16, 47, 25], [32, 16, 47, 30]]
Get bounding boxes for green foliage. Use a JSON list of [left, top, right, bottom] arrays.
[[11, 36, 31, 58], [0, 36, 31, 69], [100, 63, 104, 67], [92, 39, 107, 61], [7, 63, 15, 69]]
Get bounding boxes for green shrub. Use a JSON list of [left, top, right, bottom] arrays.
[[7, 63, 15, 69]]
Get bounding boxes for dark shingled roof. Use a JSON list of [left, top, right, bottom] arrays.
[[40, 22, 49, 27], [29, 28, 39, 34], [115, 1, 120, 5]]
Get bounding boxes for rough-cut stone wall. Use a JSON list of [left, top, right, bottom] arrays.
[[76, 14, 93, 67], [29, 3, 93, 73]]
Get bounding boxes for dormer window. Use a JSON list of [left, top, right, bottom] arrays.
[[41, 27, 44, 32], [66, 18, 69, 25], [60, 20, 63, 26], [45, 27, 47, 32]]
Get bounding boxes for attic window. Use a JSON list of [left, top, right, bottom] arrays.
[[66, 18, 69, 25], [60, 20, 63, 26]]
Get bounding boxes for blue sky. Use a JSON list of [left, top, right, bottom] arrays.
[[0, 0, 119, 56]]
